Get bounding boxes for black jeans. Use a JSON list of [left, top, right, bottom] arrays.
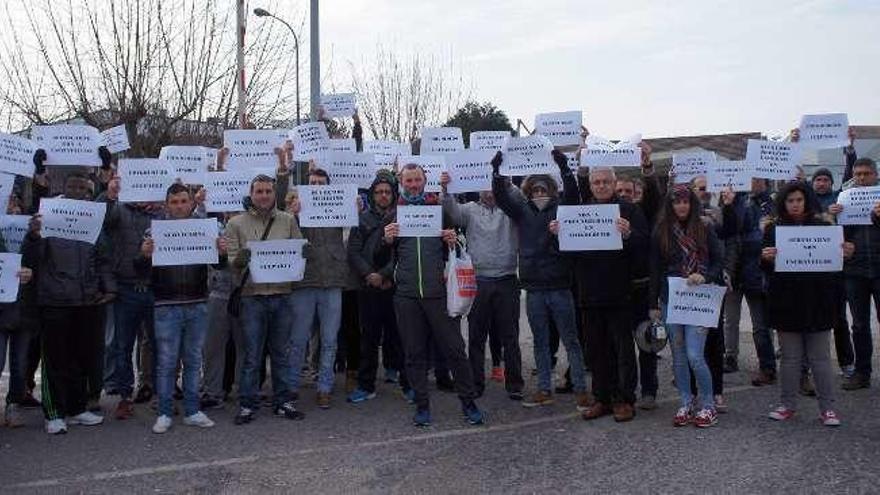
[[845, 276, 880, 377], [585, 306, 637, 405], [336, 290, 360, 372], [394, 296, 475, 409], [357, 290, 408, 393], [467, 277, 523, 394], [832, 277, 854, 369]]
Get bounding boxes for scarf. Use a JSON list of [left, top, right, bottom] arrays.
[[532, 197, 551, 211], [672, 222, 706, 277]]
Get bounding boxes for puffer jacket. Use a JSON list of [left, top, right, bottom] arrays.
[[104, 201, 161, 286], [293, 227, 349, 289]]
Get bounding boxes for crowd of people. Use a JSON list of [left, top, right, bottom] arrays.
[[0, 115, 875, 435]]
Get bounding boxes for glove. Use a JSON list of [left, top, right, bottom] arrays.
[[33, 149, 47, 175], [491, 151, 503, 176], [98, 146, 113, 170], [233, 248, 252, 269], [551, 149, 568, 172]]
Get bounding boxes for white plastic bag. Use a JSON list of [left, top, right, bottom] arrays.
[[446, 245, 477, 317]]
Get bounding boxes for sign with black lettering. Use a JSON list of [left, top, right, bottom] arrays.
[[0, 253, 22, 303], [535, 111, 582, 147], [248, 239, 307, 283], [446, 150, 495, 194], [38, 198, 107, 245], [397, 205, 442, 237], [775, 225, 843, 272], [151, 218, 219, 266], [747, 139, 803, 181], [665, 277, 726, 328], [799, 113, 849, 149], [118, 159, 175, 203], [557, 204, 622, 251], [298, 184, 359, 227]]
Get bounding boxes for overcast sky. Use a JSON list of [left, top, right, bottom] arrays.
[[318, 0, 879, 138]]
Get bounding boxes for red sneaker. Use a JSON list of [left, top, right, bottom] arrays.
[[672, 407, 691, 427], [768, 406, 795, 421], [693, 408, 718, 428], [489, 367, 505, 383], [820, 410, 841, 427]]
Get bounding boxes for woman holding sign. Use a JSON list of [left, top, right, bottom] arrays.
[[649, 185, 723, 428], [760, 182, 854, 427]]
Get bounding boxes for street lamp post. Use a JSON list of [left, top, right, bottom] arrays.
[[253, 8, 301, 126]]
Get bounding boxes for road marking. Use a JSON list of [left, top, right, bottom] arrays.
[[10, 384, 757, 489]]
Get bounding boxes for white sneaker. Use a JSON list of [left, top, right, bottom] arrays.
[[46, 418, 68, 435], [67, 411, 104, 426], [152, 415, 172, 434], [183, 411, 215, 428]]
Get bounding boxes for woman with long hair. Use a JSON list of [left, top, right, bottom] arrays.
[[649, 185, 723, 428], [760, 181, 853, 426]]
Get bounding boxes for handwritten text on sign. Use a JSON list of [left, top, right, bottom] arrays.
[[672, 152, 716, 184], [248, 239, 307, 283], [420, 127, 464, 155], [500, 135, 555, 176], [31, 125, 102, 167], [581, 135, 641, 168], [151, 219, 219, 267], [118, 159, 175, 203], [292, 122, 330, 160], [665, 277, 726, 328], [535, 111, 582, 147], [746, 140, 803, 181], [224, 130, 285, 171], [298, 184, 359, 228], [0, 215, 30, 253], [316, 152, 377, 189], [399, 155, 446, 193], [0, 132, 35, 177], [799, 113, 849, 150], [557, 204, 622, 251], [397, 205, 442, 237], [364, 140, 409, 168], [160, 146, 213, 184], [100, 125, 131, 154], [38, 198, 107, 245], [469, 131, 510, 152], [320, 93, 357, 118], [202, 169, 274, 213], [0, 253, 22, 303], [775, 225, 843, 272], [836, 186, 880, 225], [707, 160, 753, 193], [446, 150, 495, 194]]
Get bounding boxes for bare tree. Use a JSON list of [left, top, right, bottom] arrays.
[[349, 43, 471, 143]]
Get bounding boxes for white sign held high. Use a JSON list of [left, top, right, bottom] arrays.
[[665, 277, 726, 328], [469, 131, 510, 152], [0, 253, 22, 303], [328, 138, 356, 153], [31, 125, 102, 167], [292, 122, 331, 160], [746, 140, 803, 181], [0, 215, 30, 253], [151, 218, 219, 267], [446, 150, 495, 194], [500, 135, 555, 176], [248, 239, 307, 283], [399, 155, 446, 193], [315, 152, 376, 189], [799, 113, 849, 149], [397, 205, 442, 237], [298, 184, 359, 228], [581, 135, 641, 168], [707, 160, 753, 193], [364, 140, 408, 169], [775, 225, 843, 272], [672, 152, 716, 184], [420, 127, 464, 155], [224, 130, 285, 171], [118, 159, 175, 203], [320, 93, 357, 118], [202, 169, 274, 213], [0, 132, 35, 177], [38, 198, 107, 245], [557, 204, 622, 251], [535, 111, 583, 147], [160, 146, 211, 184], [834, 186, 880, 225], [100, 125, 130, 154]]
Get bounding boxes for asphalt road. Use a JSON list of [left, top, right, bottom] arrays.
[[1, 304, 879, 494]]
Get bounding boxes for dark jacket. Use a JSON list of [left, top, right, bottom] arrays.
[[649, 222, 723, 309], [843, 204, 880, 279], [720, 191, 772, 293], [761, 217, 838, 332], [348, 206, 395, 291], [294, 227, 349, 289], [104, 201, 160, 286]]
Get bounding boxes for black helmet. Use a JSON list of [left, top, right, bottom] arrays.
[[633, 319, 668, 354]]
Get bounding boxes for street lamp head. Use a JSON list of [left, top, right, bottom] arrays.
[[253, 8, 272, 17]]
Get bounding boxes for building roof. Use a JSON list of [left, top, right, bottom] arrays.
[[851, 126, 880, 139], [643, 132, 764, 161]]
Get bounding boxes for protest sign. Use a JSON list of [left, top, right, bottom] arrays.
[[247, 239, 307, 283], [364, 140, 409, 168], [224, 130, 285, 171], [469, 131, 510, 151], [0, 132, 35, 177], [31, 125, 102, 166], [315, 151, 376, 189], [291, 122, 330, 160], [397, 205, 442, 237], [420, 127, 464, 155], [320, 93, 357, 118], [0, 215, 30, 253], [159, 146, 211, 184], [799, 113, 849, 149], [150, 218, 219, 267], [834, 186, 880, 225], [399, 155, 445, 193], [118, 158, 175, 203], [746, 140, 803, 181], [0, 173, 14, 207], [581, 135, 641, 168], [202, 169, 273, 213], [298, 184, 359, 227], [0, 253, 22, 303], [665, 277, 726, 328], [706, 160, 753, 193], [671, 151, 716, 184], [100, 125, 131, 154], [557, 204, 622, 251], [446, 150, 495, 194], [328, 138, 356, 153], [38, 197, 106, 244], [535, 111, 583, 147], [775, 225, 843, 272], [500, 135, 555, 176]]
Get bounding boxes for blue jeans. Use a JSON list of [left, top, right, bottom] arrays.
[[525, 289, 587, 393], [239, 294, 296, 409], [845, 276, 880, 377], [0, 328, 32, 404], [665, 307, 714, 409], [154, 303, 207, 417], [106, 284, 154, 398], [289, 288, 342, 394]]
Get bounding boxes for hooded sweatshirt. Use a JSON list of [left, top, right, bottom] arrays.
[[442, 193, 517, 279]]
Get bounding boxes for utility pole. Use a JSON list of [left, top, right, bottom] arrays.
[[236, 0, 247, 128], [309, 0, 320, 121]]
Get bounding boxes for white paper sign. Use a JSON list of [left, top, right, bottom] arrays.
[[38, 198, 107, 244], [799, 113, 849, 150], [446, 150, 495, 194], [581, 135, 641, 168], [100, 125, 130, 154], [397, 205, 442, 237], [224, 130, 285, 171], [420, 127, 464, 155], [707, 160, 753, 193], [0, 173, 14, 207], [775, 225, 843, 272], [535, 111, 583, 147], [0, 215, 30, 253], [328, 138, 356, 153], [557, 204, 622, 251], [31, 125, 102, 167], [118, 159, 175, 203], [298, 184, 359, 227], [364, 140, 409, 168], [0, 253, 22, 303], [315, 151, 376, 189], [160, 146, 211, 184], [665, 277, 726, 328], [746, 140, 803, 181], [151, 218, 219, 267], [399, 155, 445, 193], [469, 131, 510, 151], [292, 122, 330, 160], [320, 93, 357, 118], [248, 239, 307, 283], [672, 151, 716, 184], [202, 169, 274, 213], [500, 135, 555, 176], [835, 186, 880, 225], [0, 133, 35, 177]]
